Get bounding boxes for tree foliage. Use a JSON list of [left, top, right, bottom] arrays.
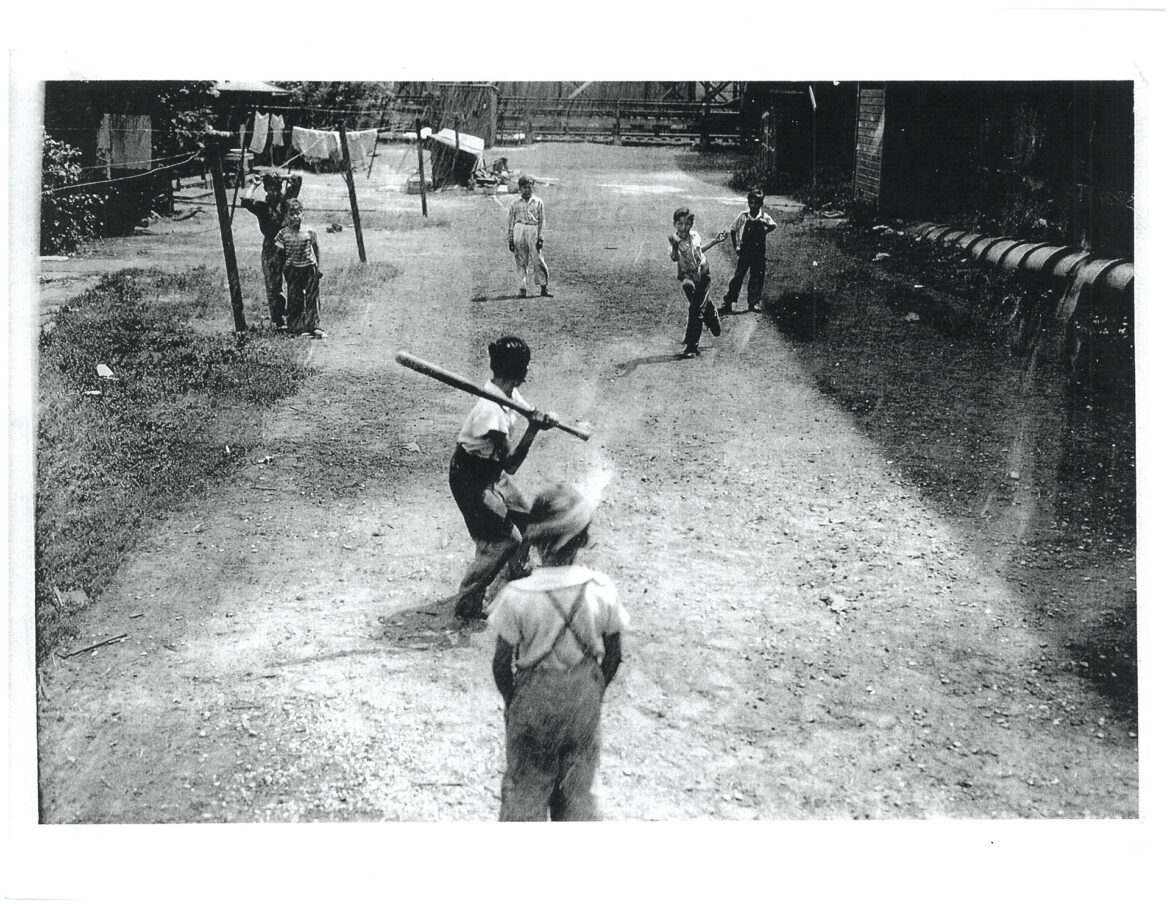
[[40, 136, 104, 255]]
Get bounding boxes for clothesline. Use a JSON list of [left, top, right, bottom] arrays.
[[76, 149, 195, 173], [42, 150, 203, 195]]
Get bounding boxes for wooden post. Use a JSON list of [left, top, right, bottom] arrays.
[[415, 117, 428, 218], [206, 138, 247, 333], [613, 101, 622, 145], [229, 115, 248, 224], [338, 123, 367, 263]]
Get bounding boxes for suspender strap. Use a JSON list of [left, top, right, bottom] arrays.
[[529, 582, 593, 670]]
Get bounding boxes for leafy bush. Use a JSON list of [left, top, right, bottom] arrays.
[[40, 136, 105, 255], [35, 268, 311, 661]]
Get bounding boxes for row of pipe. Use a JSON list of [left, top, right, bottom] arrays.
[[905, 222, 1134, 306]]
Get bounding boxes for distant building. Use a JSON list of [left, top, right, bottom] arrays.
[[852, 82, 1134, 257]]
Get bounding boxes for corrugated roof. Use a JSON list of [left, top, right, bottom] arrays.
[[428, 128, 485, 155]]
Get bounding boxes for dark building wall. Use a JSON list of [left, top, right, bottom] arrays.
[[859, 81, 1134, 257], [854, 85, 885, 203], [743, 82, 858, 184]]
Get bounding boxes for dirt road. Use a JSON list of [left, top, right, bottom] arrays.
[[35, 143, 1137, 821]]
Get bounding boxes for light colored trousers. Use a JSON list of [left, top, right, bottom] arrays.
[[512, 223, 549, 291]]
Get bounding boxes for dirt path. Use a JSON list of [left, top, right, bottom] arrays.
[[35, 143, 1137, 821]]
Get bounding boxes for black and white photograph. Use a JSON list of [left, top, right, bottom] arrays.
[[5, 7, 1167, 902]]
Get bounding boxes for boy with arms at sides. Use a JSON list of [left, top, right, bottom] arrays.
[[488, 482, 629, 820], [507, 174, 553, 299]]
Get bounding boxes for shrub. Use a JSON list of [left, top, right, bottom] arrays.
[[40, 136, 105, 255]]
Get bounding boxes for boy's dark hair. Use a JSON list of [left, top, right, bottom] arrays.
[[517, 173, 534, 187], [539, 527, 590, 566], [488, 336, 531, 379], [747, 189, 764, 203], [672, 207, 692, 223]]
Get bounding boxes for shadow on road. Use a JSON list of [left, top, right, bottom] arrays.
[[614, 353, 689, 378], [771, 231, 1137, 723], [377, 602, 485, 650], [471, 293, 524, 303]]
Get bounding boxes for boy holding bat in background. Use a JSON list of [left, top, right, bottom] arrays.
[[447, 336, 559, 621]]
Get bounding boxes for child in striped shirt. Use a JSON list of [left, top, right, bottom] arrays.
[[274, 199, 323, 338]]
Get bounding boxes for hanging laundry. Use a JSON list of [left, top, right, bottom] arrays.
[[292, 126, 341, 161], [108, 114, 152, 171], [345, 129, 379, 164], [249, 112, 270, 154], [270, 114, 286, 147]]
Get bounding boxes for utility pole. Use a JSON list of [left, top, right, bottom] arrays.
[[205, 135, 247, 333], [337, 122, 367, 263], [415, 117, 428, 218]]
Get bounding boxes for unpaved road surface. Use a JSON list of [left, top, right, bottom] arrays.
[[34, 143, 1137, 821]]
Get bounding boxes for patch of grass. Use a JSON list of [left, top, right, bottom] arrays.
[[35, 268, 312, 661], [352, 210, 451, 231]]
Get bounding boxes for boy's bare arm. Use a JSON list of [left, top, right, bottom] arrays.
[[492, 637, 516, 703], [701, 231, 729, 253]]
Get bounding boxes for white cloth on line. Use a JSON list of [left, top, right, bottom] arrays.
[[249, 112, 270, 154], [344, 129, 378, 162], [270, 114, 286, 147], [292, 126, 341, 161]]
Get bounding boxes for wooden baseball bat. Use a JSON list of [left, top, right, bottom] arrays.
[[395, 351, 591, 441]]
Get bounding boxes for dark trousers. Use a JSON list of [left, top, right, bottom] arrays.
[[681, 271, 714, 348], [448, 446, 530, 617], [260, 239, 286, 325], [500, 658, 605, 821], [724, 252, 766, 307], [285, 265, 320, 334]]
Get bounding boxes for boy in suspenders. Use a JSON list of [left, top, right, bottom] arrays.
[[487, 483, 630, 820]]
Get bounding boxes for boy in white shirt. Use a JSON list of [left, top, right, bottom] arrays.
[[507, 174, 553, 298], [448, 336, 558, 620], [488, 482, 629, 820], [668, 207, 728, 358]]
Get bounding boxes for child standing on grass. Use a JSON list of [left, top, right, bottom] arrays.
[[720, 189, 778, 314], [507, 174, 553, 299], [274, 199, 323, 339], [448, 336, 559, 621], [488, 482, 629, 820], [668, 207, 727, 358]]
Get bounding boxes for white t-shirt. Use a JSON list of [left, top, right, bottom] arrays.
[[456, 380, 530, 459], [488, 565, 630, 671]]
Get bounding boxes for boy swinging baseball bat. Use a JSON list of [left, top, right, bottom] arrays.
[[395, 350, 591, 441]]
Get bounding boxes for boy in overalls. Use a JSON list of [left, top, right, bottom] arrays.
[[488, 483, 629, 820], [719, 189, 778, 314]]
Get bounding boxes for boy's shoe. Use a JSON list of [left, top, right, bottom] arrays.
[[540, 287, 554, 298], [682, 345, 700, 359], [718, 303, 733, 315], [703, 301, 722, 336], [518, 287, 527, 298]]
